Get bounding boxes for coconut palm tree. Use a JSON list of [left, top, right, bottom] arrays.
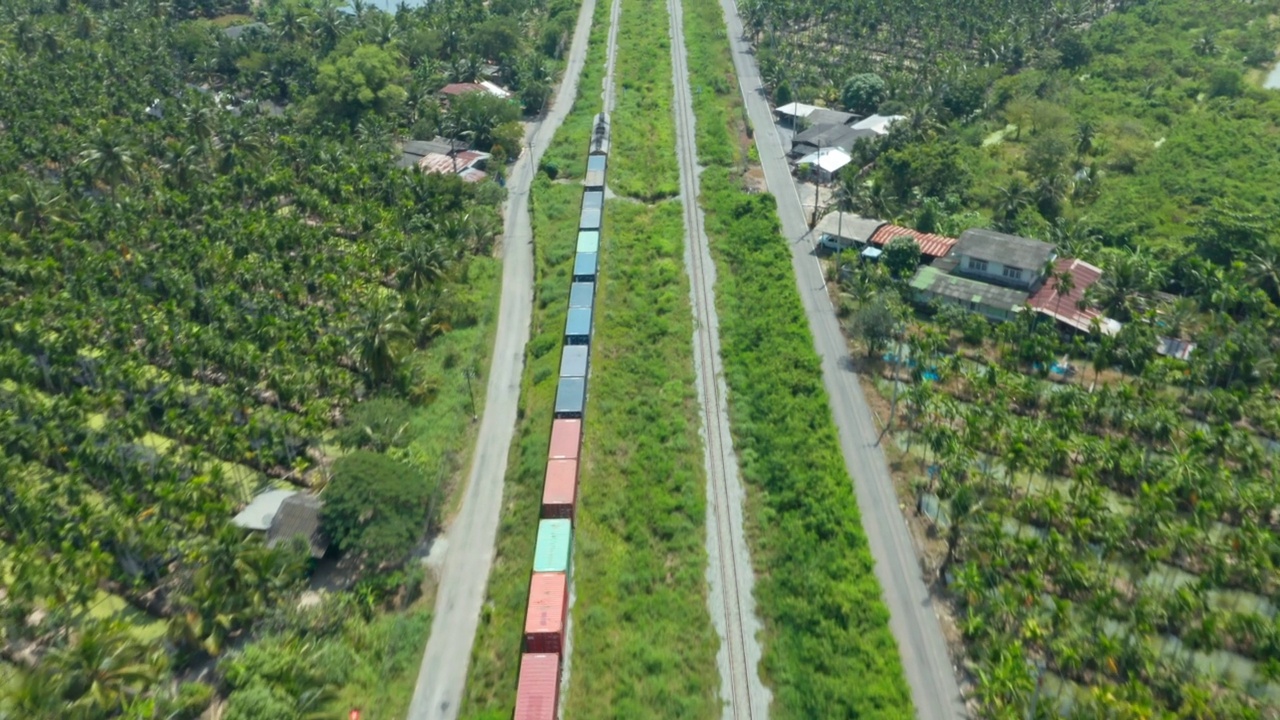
[[350, 299, 413, 385], [77, 124, 137, 201], [7, 179, 73, 237], [44, 619, 165, 718]]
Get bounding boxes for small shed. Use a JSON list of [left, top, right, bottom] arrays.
[[554, 377, 586, 419], [514, 653, 561, 720], [267, 494, 328, 559], [568, 282, 595, 309], [541, 460, 578, 520], [576, 230, 600, 254], [524, 572, 568, 654], [564, 307, 593, 345], [861, 246, 883, 261], [231, 489, 298, 531], [572, 252, 598, 281], [585, 155, 607, 189], [548, 419, 582, 460], [533, 519, 573, 574], [560, 345, 589, 378]]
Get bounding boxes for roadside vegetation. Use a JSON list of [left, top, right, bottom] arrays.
[[607, 0, 681, 200], [679, 1, 913, 717], [735, 0, 1280, 715], [0, 0, 577, 715], [562, 198, 720, 719]]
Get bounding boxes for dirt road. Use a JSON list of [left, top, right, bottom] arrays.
[[666, 0, 771, 716], [405, 0, 600, 716], [711, 1, 968, 718]]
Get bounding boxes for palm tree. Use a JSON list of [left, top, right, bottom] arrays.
[[350, 299, 412, 385], [1052, 266, 1076, 323], [7, 179, 72, 237], [45, 619, 165, 717], [77, 125, 137, 201]]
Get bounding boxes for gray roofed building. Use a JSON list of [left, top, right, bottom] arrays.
[[789, 123, 878, 159], [267, 494, 328, 559], [223, 22, 267, 40], [953, 228, 1057, 276], [910, 263, 1030, 322], [806, 108, 858, 128], [812, 212, 885, 249], [232, 489, 298, 531]]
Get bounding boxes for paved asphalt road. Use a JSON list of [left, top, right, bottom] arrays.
[[713, 2, 968, 718], [667, 0, 771, 715], [405, 0, 599, 716]]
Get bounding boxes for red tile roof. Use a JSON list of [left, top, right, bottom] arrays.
[[1027, 258, 1104, 332], [868, 224, 957, 259]]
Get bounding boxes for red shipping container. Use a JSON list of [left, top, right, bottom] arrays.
[[548, 419, 582, 460], [513, 652, 561, 720], [523, 572, 568, 653], [541, 460, 578, 520]]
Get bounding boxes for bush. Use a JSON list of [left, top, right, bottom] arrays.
[[323, 450, 438, 568], [336, 396, 414, 451]]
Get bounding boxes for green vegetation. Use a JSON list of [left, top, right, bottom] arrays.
[[680, 0, 914, 717], [0, 0, 573, 714], [324, 451, 442, 568], [562, 198, 720, 718], [608, 0, 681, 200]]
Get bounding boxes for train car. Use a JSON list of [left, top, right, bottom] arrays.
[[548, 419, 582, 461], [564, 306, 592, 345], [572, 251, 598, 282], [589, 112, 611, 156], [559, 345, 589, 379], [533, 519, 573, 574], [553, 376, 585, 419], [568, 281, 595, 309], [541, 459, 578, 520], [524, 572, 568, 654], [579, 190, 604, 231], [577, 229, 599, 253], [513, 652, 561, 720], [584, 154, 607, 190]]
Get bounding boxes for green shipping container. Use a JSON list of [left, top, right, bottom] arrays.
[[533, 519, 573, 574]]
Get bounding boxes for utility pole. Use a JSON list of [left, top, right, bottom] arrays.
[[463, 369, 477, 421], [878, 323, 905, 446], [1026, 660, 1046, 720]]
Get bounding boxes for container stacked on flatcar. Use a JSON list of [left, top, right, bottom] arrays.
[[513, 114, 610, 720]]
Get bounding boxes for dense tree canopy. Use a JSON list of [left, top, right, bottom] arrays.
[[323, 450, 438, 568]]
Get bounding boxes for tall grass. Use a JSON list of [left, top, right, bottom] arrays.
[[680, 0, 915, 717], [562, 198, 720, 719], [608, 0, 680, 200]]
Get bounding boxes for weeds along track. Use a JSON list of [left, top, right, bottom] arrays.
[[666, 0, 770, 716]]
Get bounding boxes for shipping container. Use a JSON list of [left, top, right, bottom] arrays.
[[559, 345, 589, 379], [533, 519, 573, 574], [568, 281, 595, 309], [554, 377, 585, 419], [564, 306, 592, 345], [572, 252, 598, 281], [584, 155, 607, 189], [523, 572, 568, 654], [548, 419, 581, 460], [589, 112, 611, 156], [579, 205, 601, 231], [513, 652, 561, 720], [576, 230, 599, 253], [541, 459, 578, 519]]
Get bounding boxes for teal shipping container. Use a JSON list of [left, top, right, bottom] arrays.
[[533, 519, 573, 574], [577, 230, 599, 253]]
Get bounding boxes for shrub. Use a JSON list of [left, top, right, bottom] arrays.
[[323, 450, 438, 568]]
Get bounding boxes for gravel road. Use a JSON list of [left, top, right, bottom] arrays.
[[712, 1, 968, 718], [405, 0, 600, 716], [667, 0, 771, 716]]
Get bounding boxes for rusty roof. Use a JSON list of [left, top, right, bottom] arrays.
[[868, 224, 957, 259], [1027, 258, 1105, 333]]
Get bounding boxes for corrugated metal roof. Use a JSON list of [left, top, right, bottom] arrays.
[[231, 489, 297, 531], [869, 224, 957, 259], [955, 228, 1055, 271], [533, 519, 573, 573], [542, 460, 578, 510], [1027, 258, 1106, 333], [524, 572, 567, 636], [814, 212, 884, 244], [267, 494, 327, 558], [417, 150, 487, 175], [548, 419, 581, 460], [514, 653, 560, 720]]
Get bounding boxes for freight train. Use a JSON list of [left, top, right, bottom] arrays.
[[512, 113, 610, 720]]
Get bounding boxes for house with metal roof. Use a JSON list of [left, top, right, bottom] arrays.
[[812, 212, 886, 251], [910, 264, 1031, 322], [789, 123, 878, 159], [869, 224, 958, 260], [267, 494, 328, 559], [950, 228, 1056, 291]]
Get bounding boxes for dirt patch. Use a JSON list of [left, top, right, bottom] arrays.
[[742, 163, 767, 193]]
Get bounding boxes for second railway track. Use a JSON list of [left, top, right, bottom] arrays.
[[665, 0, 770, 716]]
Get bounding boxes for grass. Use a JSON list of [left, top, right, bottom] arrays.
[[561, 198, 719, 719], [539, 0, 615, 182], [460, 177, 582, 718], [608, 0, 680, 201], [679, 0, 914, 717], [325, 606, 434, 720]]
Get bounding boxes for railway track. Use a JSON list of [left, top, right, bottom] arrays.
[[665, 0, 770, 716]]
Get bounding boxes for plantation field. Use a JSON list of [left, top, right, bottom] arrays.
[[562, 198, 719, 718], [607, 0, 680, 201], [679, 0, 913, 717]]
